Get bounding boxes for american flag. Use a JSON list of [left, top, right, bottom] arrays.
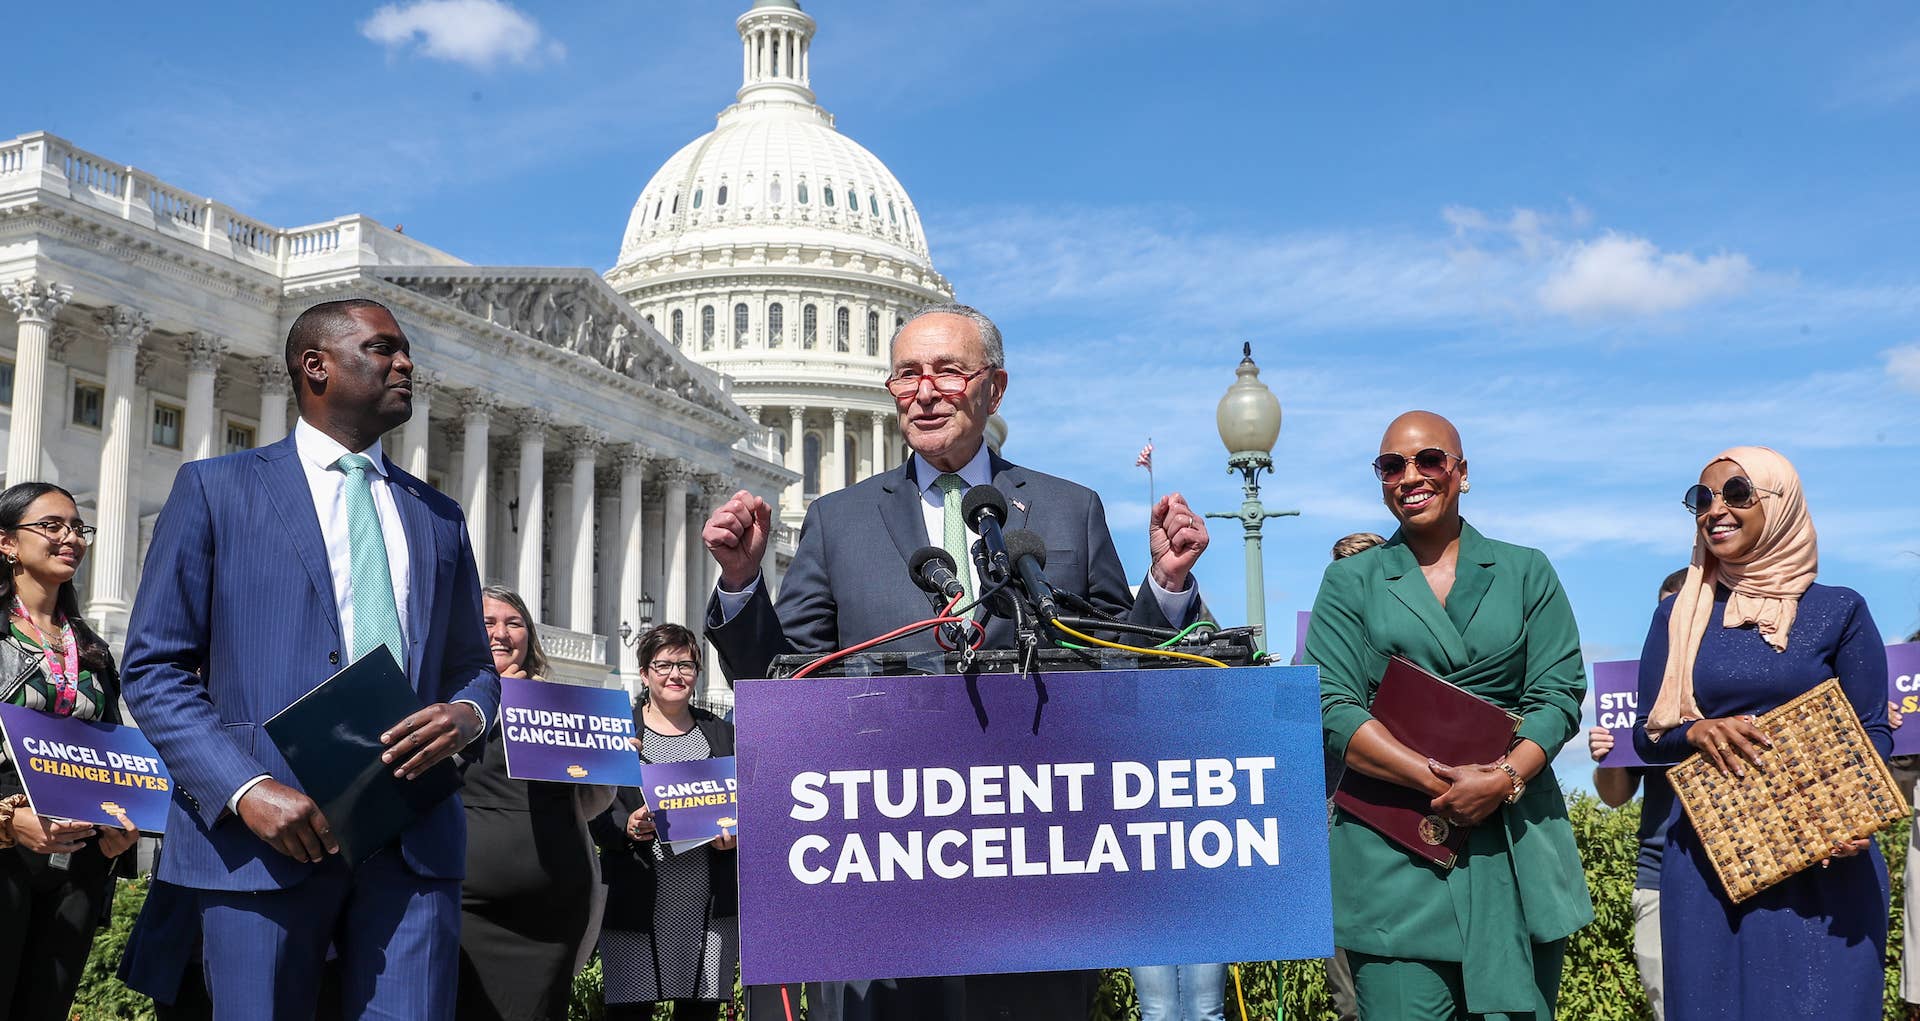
[[1135, 441, 1154, 470]]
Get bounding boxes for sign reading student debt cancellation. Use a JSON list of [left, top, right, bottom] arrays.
[[734, 666, 1332, 985], [499, 676, 642, 786], [0, 702, 171, 832]]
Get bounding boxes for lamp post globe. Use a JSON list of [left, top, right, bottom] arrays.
[[1203, 343, 1298, 659], [1216, 342, 1283, 462]]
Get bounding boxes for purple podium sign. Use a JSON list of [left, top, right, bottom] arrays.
[[1889, 644, 1920, 756], [0, 702, 171, 833], [642, 756, 738, 850], [499, 676, 643, 786], [1592, 659, 1648, 768], [734, 666, 1333, 985]]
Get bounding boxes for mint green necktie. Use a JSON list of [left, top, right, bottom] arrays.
[[934, 472, 973, 603], [335, 453, 406, 673]]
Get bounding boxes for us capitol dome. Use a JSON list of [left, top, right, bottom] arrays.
[[609, 0, 985, 528]]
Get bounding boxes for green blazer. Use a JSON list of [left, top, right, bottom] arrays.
[[1307, 522, 1593, 1016]]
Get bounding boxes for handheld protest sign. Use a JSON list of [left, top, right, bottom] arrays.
[[640, 756, 739, 851], [1591, 660, 1649, 768], [0, 702, 170, 833], [734, 665, 1332, 985], [498, 676, 642, 786]]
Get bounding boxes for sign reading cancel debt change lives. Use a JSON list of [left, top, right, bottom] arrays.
[[734, 666, 1333, 985], [0, 702, 171, 832]]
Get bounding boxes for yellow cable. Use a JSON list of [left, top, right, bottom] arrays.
[[1046, 618, 1230, 668], [1230, 963, 1250, 1020]]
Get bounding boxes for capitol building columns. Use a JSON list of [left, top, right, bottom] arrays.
[[396, 368, 435, 476], [180, 333, 226, 463], [512, 409, 550, 622], [89, 306, 151, 635], [3, 278, 73, 483], [458, 391, 499, 582]]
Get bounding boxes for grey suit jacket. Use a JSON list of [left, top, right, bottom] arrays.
[[706, 451, 1202, 681]]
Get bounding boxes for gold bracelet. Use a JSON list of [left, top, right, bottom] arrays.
[[0, 793, 29, 849], [1497, 761, 1526, 804]]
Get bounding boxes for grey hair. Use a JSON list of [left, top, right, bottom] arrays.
[[890, 302, 1004, 368]]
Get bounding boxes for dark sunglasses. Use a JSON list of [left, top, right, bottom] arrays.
[[1681, 476, 1780, 516], [1371, 448, 1459, 482]]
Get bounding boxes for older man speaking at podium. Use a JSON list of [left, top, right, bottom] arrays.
[[702, 302, 1211, 1021]]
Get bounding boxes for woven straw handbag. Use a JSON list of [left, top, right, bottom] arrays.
[[1669, 678, 1908, 904]]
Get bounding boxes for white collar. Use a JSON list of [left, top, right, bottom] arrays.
[[912, 443, 993, 496], [294, 416, 389, 477]]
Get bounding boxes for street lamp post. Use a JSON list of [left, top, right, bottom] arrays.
[[1206, 343, 1298, 657]]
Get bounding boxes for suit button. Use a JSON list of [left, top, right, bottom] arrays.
[[328, 651, 340, 665]]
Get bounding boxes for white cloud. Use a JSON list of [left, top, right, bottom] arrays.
[[361, 0, 563, 69], [1537, 233, 1753, 317], [1887, 344, 1920, 392]]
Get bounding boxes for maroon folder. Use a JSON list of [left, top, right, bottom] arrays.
[[1332, 655, 1522, 869]]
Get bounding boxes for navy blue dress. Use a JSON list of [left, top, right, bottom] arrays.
[[1633, 583, 1890, 1021]]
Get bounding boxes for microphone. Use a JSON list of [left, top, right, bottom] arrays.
[[1003, 528, 1062, 624], [960, 485, 1012, 584], [908, 546, 966, 603]]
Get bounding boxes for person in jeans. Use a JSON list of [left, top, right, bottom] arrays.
[[1588, 567, 1687, 1020]]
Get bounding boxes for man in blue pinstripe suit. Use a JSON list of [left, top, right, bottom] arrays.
[[123, 298, 499, 1020]]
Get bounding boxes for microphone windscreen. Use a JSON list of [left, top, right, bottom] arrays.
[[961, 484, 1008, 528], [1002, 529, 1047, 567], [908, 545, 957, 590]]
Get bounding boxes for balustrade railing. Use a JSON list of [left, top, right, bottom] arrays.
[[0, 131, 365, 271]]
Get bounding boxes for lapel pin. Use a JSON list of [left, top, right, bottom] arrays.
[[1012, 498, 1028, 514]]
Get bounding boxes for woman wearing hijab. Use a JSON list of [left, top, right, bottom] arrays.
[[1632, 447, 1890, 1021], [1307, 411, 1592, 1020]]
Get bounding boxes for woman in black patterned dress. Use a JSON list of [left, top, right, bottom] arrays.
[[592, 624, 738, 1021]]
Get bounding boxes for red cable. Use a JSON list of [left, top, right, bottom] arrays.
[[791, 593, 980, 678]]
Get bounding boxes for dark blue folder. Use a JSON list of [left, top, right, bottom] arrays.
[[263, 649, 459, 865]]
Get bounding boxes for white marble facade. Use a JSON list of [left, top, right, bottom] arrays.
[[0, 132, 795, 702]]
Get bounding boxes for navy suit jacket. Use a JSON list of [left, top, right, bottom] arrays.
[[706, 451, 1204, 681], [122, 433, 499, 893]]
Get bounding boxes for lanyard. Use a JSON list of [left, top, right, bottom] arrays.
[[11, 602, 79, 717]]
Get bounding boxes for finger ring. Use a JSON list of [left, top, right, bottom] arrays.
[[1715, 741, 1729, 751]]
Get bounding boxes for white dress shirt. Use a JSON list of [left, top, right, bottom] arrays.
[[293, 416, 413, 654], [715, 441, 1197, 622], [231, 418, 419, 813]]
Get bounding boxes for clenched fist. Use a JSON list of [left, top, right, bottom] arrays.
[[704, 490, 773, 590]]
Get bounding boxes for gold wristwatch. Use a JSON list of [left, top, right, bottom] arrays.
[[1497, 761, 1526, 804]]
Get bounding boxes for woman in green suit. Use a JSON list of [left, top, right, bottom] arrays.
[[1306, 411, 1592, 1020]]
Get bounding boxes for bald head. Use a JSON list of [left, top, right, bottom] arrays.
[[1379, 410, 1463, 458]]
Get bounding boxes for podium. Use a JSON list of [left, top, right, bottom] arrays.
[[735, 634, 1333, 990]]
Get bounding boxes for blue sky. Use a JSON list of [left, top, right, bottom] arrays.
[[20, 1, 1920, 777]]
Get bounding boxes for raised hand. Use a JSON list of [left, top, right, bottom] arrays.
[[704, 490, 773, 591], [1148, 492, 1209, 591]]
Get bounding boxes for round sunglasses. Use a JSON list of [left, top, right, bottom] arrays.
[[1681, 475, 1780, 516], [1371, 447, 1460, 482]]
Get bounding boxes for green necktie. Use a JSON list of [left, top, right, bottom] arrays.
[[335, 453, 406, 673], [934, 472, 974, 604]]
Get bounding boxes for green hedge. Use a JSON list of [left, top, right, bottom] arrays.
[[72, 796, 1916, 1020]]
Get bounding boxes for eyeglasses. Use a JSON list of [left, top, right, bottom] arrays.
[[1371, 448, 1460, 482], [13, 519, 96, 542], [646, 660, 700, 677], [1682, 476, 1780, 516], [884, 367, 991, 399]]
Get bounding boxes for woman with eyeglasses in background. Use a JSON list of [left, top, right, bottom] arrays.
[[592, 624, 737, 1021], [457, 585, 617, 1021], [1305, 412, 1593, 1020], [0, 482, 140, 1020], [1633, 447, 1889, 1021]]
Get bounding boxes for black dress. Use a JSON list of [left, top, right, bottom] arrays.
[[457, 724, 601, 1021]]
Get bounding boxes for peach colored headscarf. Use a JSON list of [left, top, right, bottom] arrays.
[[1645, 446, 1818, 739]]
